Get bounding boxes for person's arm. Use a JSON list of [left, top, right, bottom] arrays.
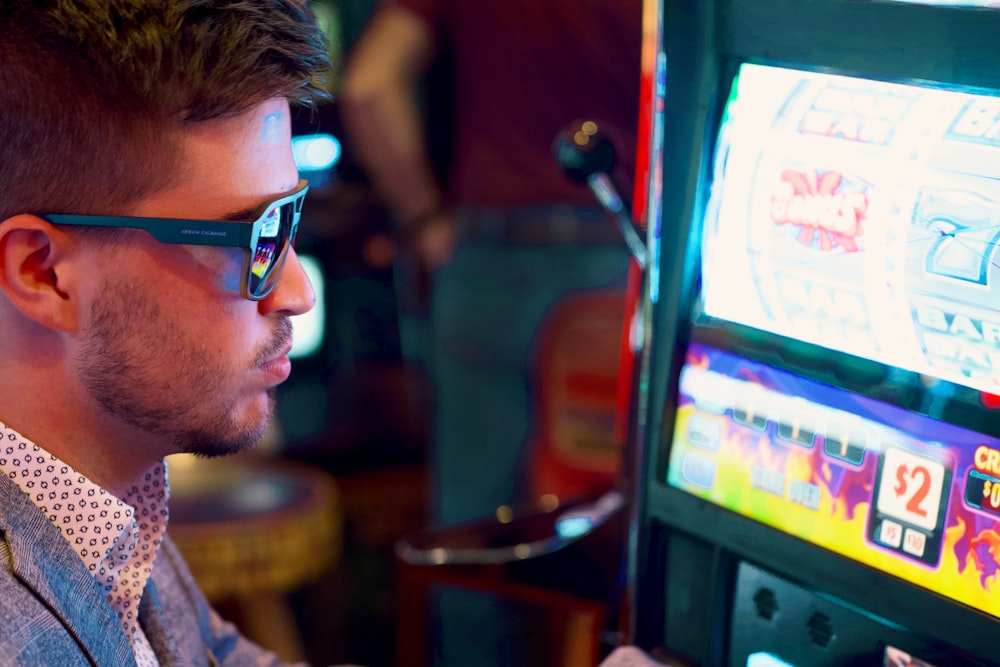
[[340, 5, 451, 266]]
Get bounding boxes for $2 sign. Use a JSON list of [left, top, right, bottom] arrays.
[[876, 447, 946, 532]]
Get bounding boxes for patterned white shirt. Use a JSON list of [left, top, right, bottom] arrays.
[[0, 422, 168, 667]]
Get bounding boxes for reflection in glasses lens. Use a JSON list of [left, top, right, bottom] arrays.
[[248, 198, 299, 299]]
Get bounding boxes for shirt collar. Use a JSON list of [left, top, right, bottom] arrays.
[[0, 422, 169, 590]]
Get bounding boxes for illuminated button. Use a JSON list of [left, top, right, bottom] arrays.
[[965, 470, 1000, 518], [903, 528, 926, 558], [732, 385, 768, 431], [875, 447, 946, 532], [687, 413, 721, 451], [681, 452, 716, 489], [775, 398, 817, 448], [777, 420, 817, 447], [879, 518, 902, 548], [823, 422, 867, 466]]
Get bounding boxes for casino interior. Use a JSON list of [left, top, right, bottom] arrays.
[[165, 1, 1000, 666]]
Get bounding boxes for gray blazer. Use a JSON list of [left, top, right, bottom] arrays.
[[0, 471, 304, 666]]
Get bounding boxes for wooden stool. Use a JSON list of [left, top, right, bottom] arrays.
[[167, 454, 342, 662]]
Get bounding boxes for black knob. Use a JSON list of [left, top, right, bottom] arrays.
[[553, 119, 617, 183]]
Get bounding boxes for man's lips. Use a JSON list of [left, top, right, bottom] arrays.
[[258, 341, 293, 383]]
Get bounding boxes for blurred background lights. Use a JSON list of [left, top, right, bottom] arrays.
[[292, 133, 342, 172], [747, 653, 796, 667], [554, 515, 593, 539], [289, 254, 326, 359]]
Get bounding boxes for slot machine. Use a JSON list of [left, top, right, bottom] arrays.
[[627, 1, 1000, 665]]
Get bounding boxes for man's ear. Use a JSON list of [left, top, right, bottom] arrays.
[[0, 214, 82, 333]]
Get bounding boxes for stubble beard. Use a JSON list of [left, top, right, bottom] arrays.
[[77, 278, 284, 459]]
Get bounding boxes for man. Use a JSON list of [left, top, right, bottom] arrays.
[[0, 1, 330, 664], [341, 3, 641, 666], [341, 0, 641, 527]]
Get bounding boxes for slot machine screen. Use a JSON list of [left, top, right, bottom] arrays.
[[664, 62, 1000, 623]]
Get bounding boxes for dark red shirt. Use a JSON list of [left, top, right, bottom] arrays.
[[392, 0, 643, 208]]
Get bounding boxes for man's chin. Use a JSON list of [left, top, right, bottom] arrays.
[[180, 391, 276, 459], [179, 419, 272, 459], [181, 431, 263, 459]]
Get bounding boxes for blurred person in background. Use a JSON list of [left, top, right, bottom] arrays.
[[341, 0, 642, 529], [0, 1, 338, 664], [342, 4, 641, 663]]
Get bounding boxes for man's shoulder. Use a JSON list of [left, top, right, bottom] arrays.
[[0, 480, 114, 666], [0, 564, 54, 626], [0, 566, 92, 666], [0, 562, 33, 606]]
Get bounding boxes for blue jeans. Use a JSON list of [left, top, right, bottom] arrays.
[[399, 206, 631, 666], [426, 205, 632, 526]]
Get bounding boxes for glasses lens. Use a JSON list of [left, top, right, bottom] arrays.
[[248, 198, 297, 299]]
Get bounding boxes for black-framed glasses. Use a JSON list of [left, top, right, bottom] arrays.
[[43, 179, 310, 301]]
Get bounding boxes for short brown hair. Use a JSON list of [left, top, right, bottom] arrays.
[[0, 0, 331, 220]]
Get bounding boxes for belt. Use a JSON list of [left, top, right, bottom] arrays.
[[456, 206, 624, 245]]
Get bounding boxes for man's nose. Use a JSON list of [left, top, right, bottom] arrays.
[[258, 246, 315, 317]]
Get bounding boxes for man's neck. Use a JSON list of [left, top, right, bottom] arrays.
[[0, 414, 167, 500]]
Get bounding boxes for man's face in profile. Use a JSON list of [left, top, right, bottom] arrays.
[[73, 97, 314, 460]]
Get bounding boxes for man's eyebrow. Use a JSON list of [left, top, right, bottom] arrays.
[[219, 204, 262, 222], [218, 182, 299, 221]]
